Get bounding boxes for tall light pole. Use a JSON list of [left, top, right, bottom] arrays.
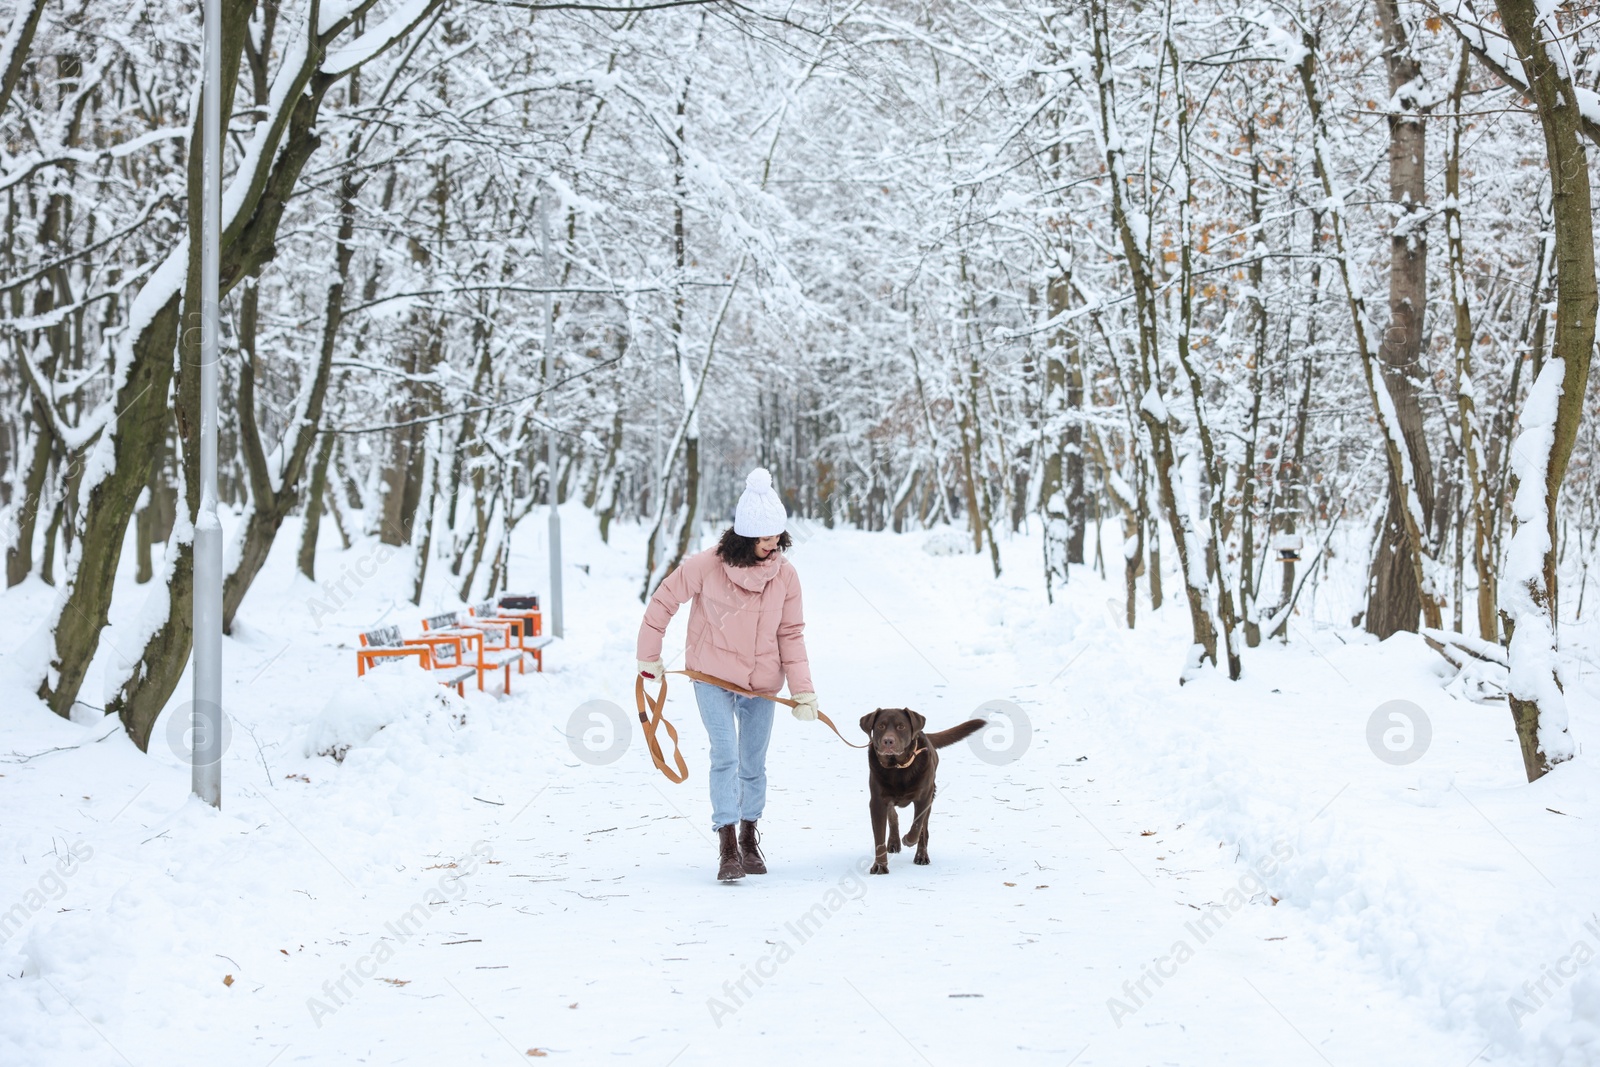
[[192, 0, 223, 808], [537, 184, 564, 638]]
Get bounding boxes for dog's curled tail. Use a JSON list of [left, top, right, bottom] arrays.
[[926, 718, 987, 749]]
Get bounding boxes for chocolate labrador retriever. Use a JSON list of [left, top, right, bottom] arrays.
[[859, 708, 985, 874]]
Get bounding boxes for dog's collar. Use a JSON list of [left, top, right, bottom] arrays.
[[877, 744, 927, 770]]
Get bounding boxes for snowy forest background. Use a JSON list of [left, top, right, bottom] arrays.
[[3, 0, 1597, 784]]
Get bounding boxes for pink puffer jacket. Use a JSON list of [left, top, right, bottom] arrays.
[[637, 547, 813, 696]]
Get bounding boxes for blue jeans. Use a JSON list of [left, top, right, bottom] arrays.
[[693, 681, 775, 830]]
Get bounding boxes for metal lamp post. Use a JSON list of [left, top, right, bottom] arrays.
[[192, 0, 223, 808], [537, 184, 564, 638]]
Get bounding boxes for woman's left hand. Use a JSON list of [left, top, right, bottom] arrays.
[[791, 692, 819, 721]]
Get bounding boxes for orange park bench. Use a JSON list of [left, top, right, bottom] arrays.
[[493, 594, 543, 636], [468, 600, 554, 671], [421, 610, 534, 694], [356, 625, 476, 696]]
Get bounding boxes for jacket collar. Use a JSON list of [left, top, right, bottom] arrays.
[[722, 552, 782, 592]]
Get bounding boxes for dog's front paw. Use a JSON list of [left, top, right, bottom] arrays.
[[886, 836, 901, 853], [869, 859, 889, 875], [913, 851, 930, 865]]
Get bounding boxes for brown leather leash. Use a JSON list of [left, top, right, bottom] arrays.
[[636, 668, 866, 784], [635, 672, 690, 783]]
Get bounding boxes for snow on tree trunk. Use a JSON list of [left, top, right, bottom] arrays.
[[1500, 360, 1576, 777], [1488, 0, 1595, 781]]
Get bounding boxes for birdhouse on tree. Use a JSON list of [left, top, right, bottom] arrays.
[[1275, 533, 1303, 564]]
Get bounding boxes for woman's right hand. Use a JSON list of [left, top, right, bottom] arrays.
[[638, 658, 665, 682]]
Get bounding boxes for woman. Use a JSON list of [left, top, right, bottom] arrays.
[[637, 468, 820, 882]]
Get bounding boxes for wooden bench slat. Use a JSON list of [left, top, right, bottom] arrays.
[[360, 625, 405, 648]]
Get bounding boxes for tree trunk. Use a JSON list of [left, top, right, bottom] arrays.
[[459, 471, 492, 603], [1365, 0, 1440, 639], [134, 501, 155, 585], [950, 205, 1001, 577], [643, 38, 701, 595], [38, 292, 181, 722], [298, 433, 335, 580], [410, 427, 438, 605], [380, 354, 420, 548], [37, 481, 62, 585], [1039, 270, 1073, 601], [594, 339, 628, 544], [1086, 426, 1142, 628], [1065, 335, 1086, 566], [1167, 34, 1241, 679], [1273, 163, 1324, 642], [1294, 22, 1443, 648], [5, 402, 53, 586], [1089, 0, 1217, 676], [0, 0, 47, 121], [1240, 108, 1267, 649], [1443, 46, 1498, 643], [1492, 0, 1591, 781]]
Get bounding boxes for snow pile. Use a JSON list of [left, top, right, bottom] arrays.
[[1539, 971, 1600, 1063], [303, 668, 469, 762], [921, 529, 972, 556]]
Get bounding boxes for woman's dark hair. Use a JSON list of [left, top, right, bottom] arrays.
[[716, 526, 792, 567]]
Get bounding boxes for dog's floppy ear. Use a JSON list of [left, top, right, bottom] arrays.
[[907, 710, 927, 734], [859, 710, 880, 735]]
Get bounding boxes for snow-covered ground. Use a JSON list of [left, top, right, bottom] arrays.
[[1, 510, 1596, 1065]]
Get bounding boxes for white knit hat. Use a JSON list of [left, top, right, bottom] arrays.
[[734, 468, 787, 537]]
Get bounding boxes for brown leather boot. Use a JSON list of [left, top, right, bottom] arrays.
[[738, 820, 766, 875], [716, 824, 744, 882]]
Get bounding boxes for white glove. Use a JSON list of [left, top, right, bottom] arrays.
[[791, 692, 819, 722], [638, 658, 665, 682]]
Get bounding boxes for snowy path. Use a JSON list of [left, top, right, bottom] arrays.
[[1, 517, 1594, 1065]]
